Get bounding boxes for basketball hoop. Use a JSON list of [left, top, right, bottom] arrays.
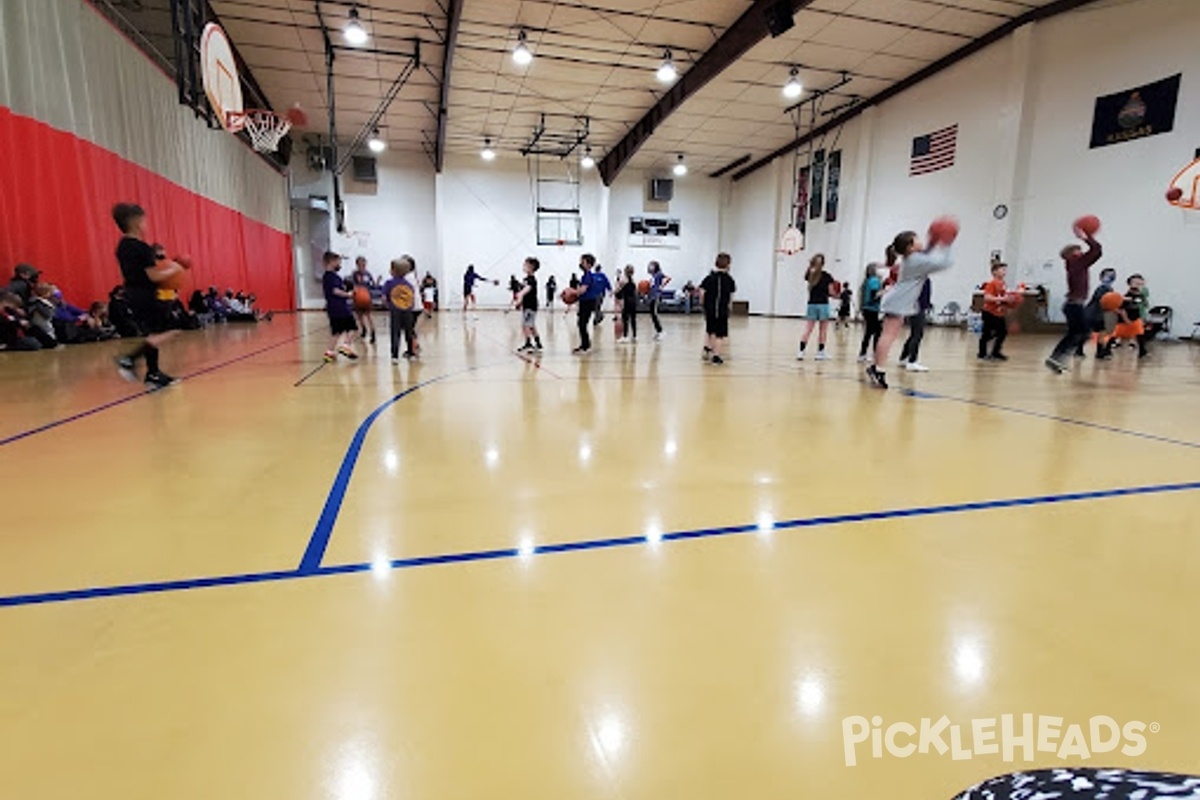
[[779, 225, 804, 255], [228, 109, 292, 153], [200, 23, 243, 133]]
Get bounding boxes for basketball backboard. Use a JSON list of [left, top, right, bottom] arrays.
[[200, 22, 244, 132], [1167, 157, 1200, 210]]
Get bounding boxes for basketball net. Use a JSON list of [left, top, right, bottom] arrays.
[[228, 110, 292, 153]]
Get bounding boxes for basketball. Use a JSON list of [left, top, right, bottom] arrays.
[[1167, 186, 1183, 202], [1100, 291, 1123, 312], [155, 266, 187, 291], [1073, 214, 1101, 238], [352, 286, 372, 311], [637, 279, 651, 296], [561, 287, 580, 305], [1006, 291, 1024, 307], [285, 105, 308, 126], [927, 216, 959, 246]]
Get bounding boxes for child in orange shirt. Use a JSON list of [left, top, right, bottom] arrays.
[[978, 262, 1012, 361]]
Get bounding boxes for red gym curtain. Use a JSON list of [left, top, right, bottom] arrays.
[[0, 107, 294, 310]]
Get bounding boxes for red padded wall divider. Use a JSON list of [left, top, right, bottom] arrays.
[[0, 107, 295, 310]]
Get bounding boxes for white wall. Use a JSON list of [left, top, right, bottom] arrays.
[[287, 154, 728, 310], [721, 161, 781, 314], [606, 168, 723, 291], [724, 0, 1200, 327]]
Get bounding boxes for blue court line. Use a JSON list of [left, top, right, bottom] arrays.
[[297, 363, 496, 573], [3, 479, 1198, 610], [0, 330, 308, 449]]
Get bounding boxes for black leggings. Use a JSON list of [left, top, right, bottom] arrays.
[[577, 298, 597, 350], [900, 313, 926, 363], [859, 310, 882, 356], [649, 298, 662, 334], [389, 309, 416, 357], [979, 311, 1008, 356], [621, 303, 637, 339]]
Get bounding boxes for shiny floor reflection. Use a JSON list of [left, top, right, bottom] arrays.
[[0, 312, 1197, 799]]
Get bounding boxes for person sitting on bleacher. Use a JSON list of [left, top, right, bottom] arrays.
[[0, 291, 43, 351]]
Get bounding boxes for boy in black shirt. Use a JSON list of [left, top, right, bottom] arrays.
[[514, 257, 543, 353], [617, 264, 638, 343], [112, 203, 187, 387], [699, 252, 736, 364]]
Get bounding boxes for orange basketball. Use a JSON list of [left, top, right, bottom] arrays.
[[637, 279, 651, 296], [1006, 291, 1024, 307], [352, 286, 372, 311], [927, 216, 960, 247], [561, 287, 580, 305], [155, 266, 186, 291], [1099, 291, 1123, 312], [1074, 215, 1101, 238]]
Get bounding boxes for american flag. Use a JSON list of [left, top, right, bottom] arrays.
[[910, 124, 958, 176]]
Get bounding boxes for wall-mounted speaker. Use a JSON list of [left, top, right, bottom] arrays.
[[764, 0, 795, 38], [649, 178, 674, 202], [352, 156, 377, 183]]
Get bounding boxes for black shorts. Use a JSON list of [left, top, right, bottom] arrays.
[[329, 314, 357, 335], [705, 313, 729, 338], [126, 289, 173, 334]]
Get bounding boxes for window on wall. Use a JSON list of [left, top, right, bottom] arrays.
[[537, 212, 583, 246]]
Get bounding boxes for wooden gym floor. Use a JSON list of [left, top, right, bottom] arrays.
[[1, 311, 1198, 799]]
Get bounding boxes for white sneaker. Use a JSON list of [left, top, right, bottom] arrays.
[[857, 354, 870, 363], [905, 361, 930, 372], [815, 351, 830, 361], [654, 332, 664, 341], [796, 351, 806, 361]]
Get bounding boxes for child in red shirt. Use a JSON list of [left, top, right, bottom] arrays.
[[978, 262, 1012, 361]]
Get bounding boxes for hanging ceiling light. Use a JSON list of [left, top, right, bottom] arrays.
[[512, 29, 533, 66], [367, 128, 386, 153], [783, 66, 803, 99], [656, 50, 677, 84], [673, 154, 687, 177], [481, 138, 496, 161], [343, 6, 369, 47], [580, 147, 595, 170]]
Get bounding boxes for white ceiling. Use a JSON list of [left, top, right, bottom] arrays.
[[210, 0, 1064, 176]]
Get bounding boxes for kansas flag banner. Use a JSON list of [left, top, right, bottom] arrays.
[[1090, 74, 1181, 148], [910, 124, 958, 176]]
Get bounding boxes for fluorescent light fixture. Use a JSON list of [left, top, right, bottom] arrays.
[[673, 154, 687, 177], [481, 138, 496, 161], [581, 147, 595, 169]]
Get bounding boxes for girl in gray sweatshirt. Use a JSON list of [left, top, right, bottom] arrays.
[[867, 227, 955, 389]]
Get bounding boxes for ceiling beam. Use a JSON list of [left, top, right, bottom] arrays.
[[597, 0, 813, 187], [732, 0, 1108, 182], [434, 0, 464, 173]]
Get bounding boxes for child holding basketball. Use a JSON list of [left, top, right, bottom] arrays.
[[322, 251, 359, 363], [700, 253, 736, 365], [111, 203, 188, 387], [978, 262, 1012, 361], [382, 256, 419, 362], [797, 253, 834, 361], [462, 264, 495, 317], [1045, 230, 1103, 373], [514, 257, 543, 353], [351, 256, 377, 344], [868, 223, 956, 389]]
